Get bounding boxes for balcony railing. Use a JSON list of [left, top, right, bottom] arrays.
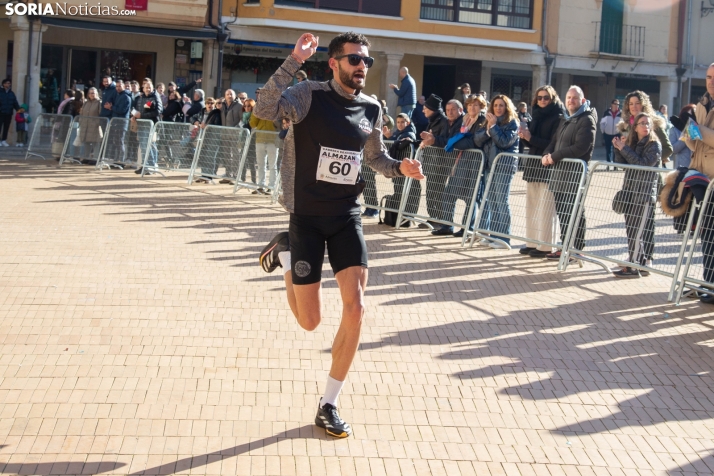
[[592, 21, 645, 58], [272, 0, 401, 17]]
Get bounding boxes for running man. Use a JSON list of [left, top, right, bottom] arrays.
[[256, 32, 424, 438]]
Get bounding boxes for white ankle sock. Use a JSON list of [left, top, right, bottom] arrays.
[[321, 375, 345, 408], [278, 251, 291, 274]]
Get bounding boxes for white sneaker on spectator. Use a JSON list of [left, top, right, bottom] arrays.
[[477, 238, 491, 246], [489, 241, 509, 250], [1, 141, 9, 147]]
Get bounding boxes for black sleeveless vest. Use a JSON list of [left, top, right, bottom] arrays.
[[291, 84, 381, 216]]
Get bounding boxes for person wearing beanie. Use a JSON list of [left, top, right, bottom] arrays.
[[418, 93, 449, 227]]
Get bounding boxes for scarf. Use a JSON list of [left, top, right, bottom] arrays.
[[57, 97, 73, 114]]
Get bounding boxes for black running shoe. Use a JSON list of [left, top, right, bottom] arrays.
[[315, 403, 352, 438], [259, 232, 289, 273]]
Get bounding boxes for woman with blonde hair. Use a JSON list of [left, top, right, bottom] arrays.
[[78, 86, 103, 164], [517, 85, 566, 257], [617, 90, 672, 163], [473, 94, 520, 249], [612, 112, 662, 278]]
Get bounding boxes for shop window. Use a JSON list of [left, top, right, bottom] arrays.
[[274, 0, 401, 16], [225, 53, 331, 99], [40, 45, 64, 113], [491, 74, 532, 104], [102, 51, 155, 83], [421, 0, 532, 29]]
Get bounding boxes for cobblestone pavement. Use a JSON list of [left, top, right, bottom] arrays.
[[1, 158, 713, 476]]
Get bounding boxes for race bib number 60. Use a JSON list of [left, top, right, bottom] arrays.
[[316, 146, 362, 185]]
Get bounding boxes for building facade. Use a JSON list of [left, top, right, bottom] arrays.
[[0, 0, 215, 127], [1, 0, 708, 145]]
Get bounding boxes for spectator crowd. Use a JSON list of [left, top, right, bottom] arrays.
[[1, 60, 713, 304]]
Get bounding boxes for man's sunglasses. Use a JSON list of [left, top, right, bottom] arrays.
[[334, 54, 374, 68]]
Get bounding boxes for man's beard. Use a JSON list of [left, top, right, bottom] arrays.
[[338, 64, 365, 92]]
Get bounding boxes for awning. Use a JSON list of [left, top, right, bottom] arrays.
[[228, 39, 327, 52], [41, 17, 217, 40]]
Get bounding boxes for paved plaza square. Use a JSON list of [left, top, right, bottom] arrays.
[[1, 158, 714, 475]]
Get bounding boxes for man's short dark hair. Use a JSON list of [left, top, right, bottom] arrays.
[[327, 32, 371, 58], [2, 78, 10, 85], [102, 74, 112, 81]]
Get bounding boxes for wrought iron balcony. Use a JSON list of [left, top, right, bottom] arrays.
[[592, 21, 645, 58]]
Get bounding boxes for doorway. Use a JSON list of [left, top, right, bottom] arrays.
[[422, 64, 456, 103], [68, 49, 98, 94]]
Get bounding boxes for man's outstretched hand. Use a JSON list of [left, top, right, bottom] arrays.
[[400, 158, 425, 180], [293, 33, 319, 63]]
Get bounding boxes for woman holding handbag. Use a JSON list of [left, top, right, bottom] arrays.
[[612, 112, 662, 278], [517, 85, 566, 257]]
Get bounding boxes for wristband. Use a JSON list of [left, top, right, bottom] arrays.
[[290, 53, 304, 64]]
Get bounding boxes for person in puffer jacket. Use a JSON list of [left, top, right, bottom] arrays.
[[612, 112, 662, 278], [132, 81, 163, 174]]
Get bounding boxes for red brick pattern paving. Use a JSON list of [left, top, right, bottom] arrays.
[[1, 159, 713, 475]]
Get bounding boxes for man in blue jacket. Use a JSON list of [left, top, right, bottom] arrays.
[[107, 80, 132, 164], [0, 78, 20, 146], [110, 80, 132, 119], [99, 75, 118, 119], [389, 67, 416, 118]]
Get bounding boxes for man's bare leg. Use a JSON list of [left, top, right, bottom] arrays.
[[285, 271, 322, 331], [329, 266, 368, 381]]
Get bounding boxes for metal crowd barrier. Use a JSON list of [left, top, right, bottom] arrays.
[[469, 155, 587, 270], [233, 130, 282, 195], [96, 118, 154, 171], [561, 161, 692, 292], [361, 141, 415, 224], [25, 113, 73, 160], [59, 116, 110, 166], [141, 122, 195, 177], [399, 146, 484, 244], [673, 181, 714, 303], [188, 125, 250, 184]]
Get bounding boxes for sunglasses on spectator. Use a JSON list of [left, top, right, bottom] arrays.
[[334, 54, 374, 68], [536, 95, 551, 101], [636, 121, 651, 127]]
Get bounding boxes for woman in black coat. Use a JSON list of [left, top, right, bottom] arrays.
[[517, 85, 566, 258], [162, 91, 184, 122]]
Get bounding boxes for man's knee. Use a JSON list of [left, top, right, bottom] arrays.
[[342, 301, 365, 325], [298, 313, 321, 332]]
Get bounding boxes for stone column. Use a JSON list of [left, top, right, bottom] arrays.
[[10, 16, 46, 142], [380, 53, 403, 117], [202, 40, 218, 99], [532, 65, 547, 90], [657, 76, 678, 114], [558, 73, 573, 101], [480, 66, 492, 98]]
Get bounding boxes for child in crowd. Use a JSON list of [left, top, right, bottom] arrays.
[[14, 103, 31, 147], [279, 117, 291, 140]]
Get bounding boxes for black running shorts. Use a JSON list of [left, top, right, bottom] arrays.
[[288, 213, 368, 285]]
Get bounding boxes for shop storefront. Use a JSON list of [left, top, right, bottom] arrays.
[[39, 45, 157, 112], [224, 41, 331, 99]]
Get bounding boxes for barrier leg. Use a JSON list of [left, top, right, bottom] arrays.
[[671, 199, 701, 303]]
